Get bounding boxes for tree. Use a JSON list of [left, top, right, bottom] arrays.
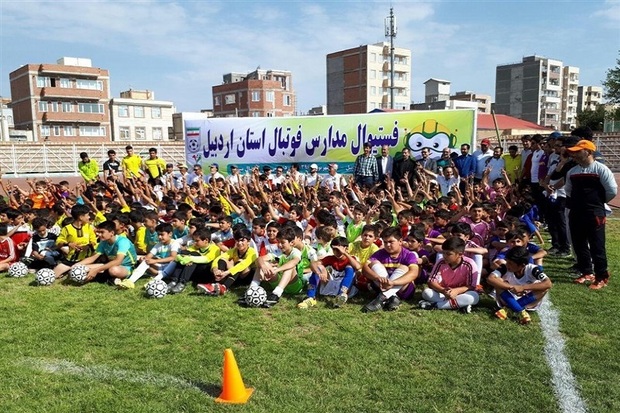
[[576, 106, 605, 131], [603, 53, 620, 104]]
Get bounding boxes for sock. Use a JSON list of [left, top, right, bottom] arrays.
[[517, 292, 537, 308], [500, 290, 524, 312], [272, 286, 284, 297], [128, 261, 149, 283], [337, 266, 355, 296], [307, 273, 319, 298], [223, 274, 238, 289], [250, 280, 260, 288]]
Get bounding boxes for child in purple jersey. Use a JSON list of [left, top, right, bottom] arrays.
[[419, 237, 480, 312], [361, 227, 419, 313]]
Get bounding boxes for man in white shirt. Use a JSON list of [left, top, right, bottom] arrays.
[[472, 138, 493, 181], [305, 163, 321, 189], [321, 164, 347, 192]]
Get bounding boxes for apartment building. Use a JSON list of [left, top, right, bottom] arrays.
[[9, 57, 111, 141], [110, 89, 175, 141], [410, 80, 490, 113], [495, 55, 580, 131], [212, 69, 295, 117], [326, 42, 412, 114], [451, 91, 492, 114], [577, 85, 603, 112]]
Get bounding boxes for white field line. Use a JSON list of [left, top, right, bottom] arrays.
[[538, 298, 588, 413], [19, 358, 208, 393]]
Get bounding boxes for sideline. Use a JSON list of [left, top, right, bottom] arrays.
[[538, 298, 588, 413], [19, 357, 209, 394]]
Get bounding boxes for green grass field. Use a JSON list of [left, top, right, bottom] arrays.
[[1, 222, 619, 413]]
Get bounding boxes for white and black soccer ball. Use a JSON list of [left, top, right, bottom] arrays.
[[8, 262, 29, 278], [145, 279, 168, 299], [244, 285, 267, 307], [69, 264, 89, 284], [36, 268, 56, 286]]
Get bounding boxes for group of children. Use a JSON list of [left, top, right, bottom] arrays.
[[0, 153, 557, 325]]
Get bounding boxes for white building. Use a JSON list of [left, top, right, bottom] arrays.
[[110, 89, 175, 141]]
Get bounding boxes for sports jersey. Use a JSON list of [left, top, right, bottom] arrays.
[[134, 226, 148, 254], [278, 247, 302, 267], [212, 246, 258, 276], [96, 236, 138, 269], [459, 216, 490, 247], [0, 237, 17, 263], [173, 226, 189, 240], [122, 154, 143, 178], [32, 231, 58, 253], [144, 157, 166, 179], [429, 256, 478, 290], [349, 241, 379, 265], [369, 247, 418, 277], [145, 228, 159, 251], [182, 243, 221, 264], [297, 244, 317, 277], [149, 239, 181, 259], [317, 254, 355, 296], [56, 223, 97, 261], [490, 263, 548, 310], [345, 220, 365, 243], [260, 239, 282, 259]]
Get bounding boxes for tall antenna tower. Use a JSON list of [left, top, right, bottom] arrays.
[[384, 7, 397, 109]]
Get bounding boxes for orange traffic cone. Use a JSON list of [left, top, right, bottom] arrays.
[[215, 348, 254, 404]]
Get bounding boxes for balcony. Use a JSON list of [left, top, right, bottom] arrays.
[[40, 87, 107, 100], [40, 111, 107, 124], [38, 64, 101, 78]]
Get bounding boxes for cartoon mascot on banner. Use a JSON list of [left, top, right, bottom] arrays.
[[402, 119, 459, 159]]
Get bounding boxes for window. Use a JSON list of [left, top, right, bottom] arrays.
[[152, 127, 163, 140], [76, 79, 103, 90], [79, 126, 106, 137], [37, 76, 51, 87], [283, 95, 291, 106], [370, 70, 377, 80], [134, 106, 145, 118], [62, 102, 73, 112], [41, 125, 50, 137], [119, 126, 130, 140], [251, 91, 261, 102], [60, 78, 71, 88], [151, 106, 161, 119], [371, 86, 377, 96], [266, 91, 275, 102], [53, 126, 61, 136], [64, 126, 75, 136], [118, 105, 129, 117], [224, 94, 235, 104], [135, 126, 146, 140], [214, 96, 221, 106], [78, 103, 104, 113], [252, 112, 261, 117], [50, 102, 59, 112], [371, 53, 377, 62], [38, 101, 48, 111]]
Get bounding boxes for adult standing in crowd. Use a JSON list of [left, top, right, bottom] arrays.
[[502, 145, 521, 184], [565, 140, 617, 290], [519, 135, 532, 180], [454, 143, 476, 192], [472, 138, 493, 182], [78, 152, 99, 184], [417, 147, 438, 174], [486, 146, 505, 183], [376, 144, 394, 183], [394, 147, 418, 189], [102, 149, 121, 179], [144, 147, 167, 184], [321, 164, 347, 191], [353, 142, 378, 188], [122, 145, 144, 180]]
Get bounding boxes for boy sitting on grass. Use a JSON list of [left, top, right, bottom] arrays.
[[244, 227, 303, 308], [298, 236, 360, 309], [53, 205, 98, 279], [0, 222, 18, 272], [118, 223, 179, 289], [419, 236, 480, 313], [487, 246, 552, 325], [197, 228, 258, 296], [74, 220, 138, 284]]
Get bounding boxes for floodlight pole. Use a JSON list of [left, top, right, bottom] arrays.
[[385, 7, 397, 110]]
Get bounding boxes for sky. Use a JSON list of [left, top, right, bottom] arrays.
[[0, 0, 618, 114]]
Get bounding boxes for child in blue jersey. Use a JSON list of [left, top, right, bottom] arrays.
[[170, 211, 189, 240], [118, 223, 179, 289], [74, 220, 138, 283], [492, 227, 546, 269]]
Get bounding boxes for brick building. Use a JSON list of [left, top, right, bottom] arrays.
[[212, 69, 295, 117], [9, 57, 111, 142]]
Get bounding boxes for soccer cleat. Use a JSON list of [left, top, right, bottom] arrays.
[[333, 293, 348, 308], [362, 294, 387, 313], [495, 308, 508, 320], [197, 283, 217, 296], [517, 310, 531, 325], [167, 281, 178, 290], [113, 278, 123, 286], [574, 274, 595, 285], [117, 279, 135, 289], [418, 300, 436, 310], [384, 295, 401, 311], [548, 247, 559, 255], [459, 304, 472, 314], [557, 250, 572, 258], [297, 297, 317, 309], [169, 282, 186, 294], [589, 278, 609, 290], [262, 293, 280, 308], [215, 284, 228, 295]]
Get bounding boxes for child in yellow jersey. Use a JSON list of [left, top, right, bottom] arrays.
[[197, 228, 258, 296], [349, 224, 380, 291], [129, 210, 148, 255], [167, 228, 220, 294], [53, 205, 98, 279]]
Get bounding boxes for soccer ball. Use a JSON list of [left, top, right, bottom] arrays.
[[145, 279, 168, 299], [244, 285, 267, 307], [69, 264, 89, 284], [36, 268, 56, 286], [8, 262, 29, 278]]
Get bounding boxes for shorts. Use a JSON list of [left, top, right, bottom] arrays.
[[268, 274, 304, 295]]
